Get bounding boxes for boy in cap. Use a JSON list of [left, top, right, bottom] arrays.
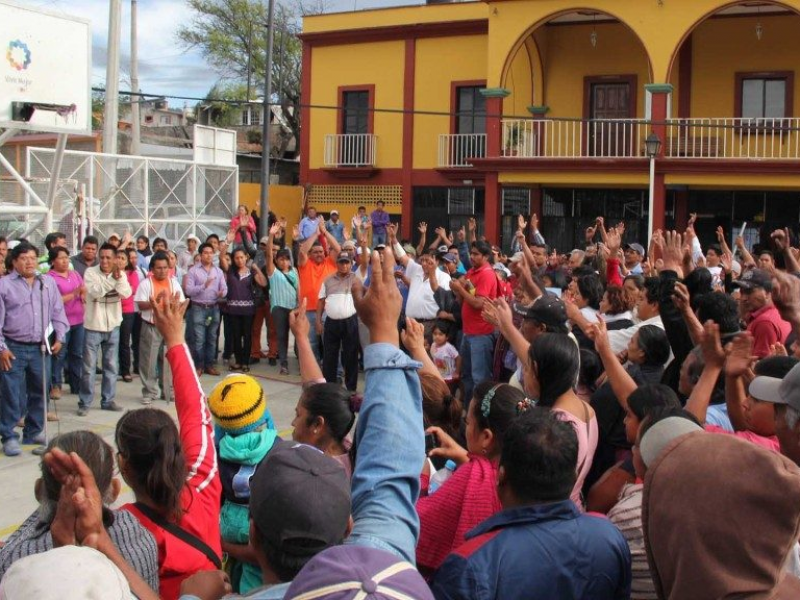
[[208, 374, 278, 594]]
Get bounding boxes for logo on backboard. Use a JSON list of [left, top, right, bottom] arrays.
[[6, 40, 31, 71]]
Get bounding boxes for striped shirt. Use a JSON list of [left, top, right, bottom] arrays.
[[0, 508, 159, 591], [607, 483, 657, 599], [269, 268, 299, 311]]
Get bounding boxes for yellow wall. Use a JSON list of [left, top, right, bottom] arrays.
[[500, 172, 648, 186], [303, 2, 486, 33], [505, 43, 533, 117], [413, 35, 488, 169], [239, 184, 305, 233], [531, 22, 650, 119], [691, 14, 800, 118], [309, 41, 406, 170]]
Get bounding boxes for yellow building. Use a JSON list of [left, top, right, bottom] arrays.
[[301, 0, 800, 250]]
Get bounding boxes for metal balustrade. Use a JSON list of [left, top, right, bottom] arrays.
[[323, 134, 377, 167], [437, 133, 487, 167]]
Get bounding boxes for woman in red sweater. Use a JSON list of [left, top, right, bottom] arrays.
[[115, 294, 221, 600], [417, 381, 527, 577]]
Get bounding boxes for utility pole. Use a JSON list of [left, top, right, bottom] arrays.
[[130, 0, 141, 156], [258, 0, 275, 239], [102, 0, 122, 155], [246, 22, 253, 102]]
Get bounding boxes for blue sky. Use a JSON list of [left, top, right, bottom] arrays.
[[33, 0, 418, 108]]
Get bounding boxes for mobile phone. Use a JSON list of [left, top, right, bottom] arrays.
[[424, 432, 438, 453]]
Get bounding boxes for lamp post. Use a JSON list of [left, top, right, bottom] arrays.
[[645, 132, 661, 243]]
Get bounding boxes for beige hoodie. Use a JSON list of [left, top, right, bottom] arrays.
[[643, 431, 800, 599]]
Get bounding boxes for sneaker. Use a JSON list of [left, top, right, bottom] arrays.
[[122, 374, 133, 383], [22, 432, 46, 445], [141, 398, 153, 406], [279, 366, 289, 376], [3, 439, 20, 457], [49, 386, 62, 400], [101, 402, 124, 412], [32, 446, 46, 456], [77, 407, 89, 417], [205, 367, 221, 377]]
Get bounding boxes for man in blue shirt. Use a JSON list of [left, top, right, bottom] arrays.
[[325, 210, 345, 245], [298, 207, 320, 242]]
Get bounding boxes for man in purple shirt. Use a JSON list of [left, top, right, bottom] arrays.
[[370, 201, 390, 248], [0, 243, 69, 457], [184, 242, 227, 376]]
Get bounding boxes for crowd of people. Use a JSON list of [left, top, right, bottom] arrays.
[[2, 200, 800, 600]]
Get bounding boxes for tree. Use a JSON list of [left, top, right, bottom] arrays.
[[197, 82, 249, 128], [178, 0, 321, 157]]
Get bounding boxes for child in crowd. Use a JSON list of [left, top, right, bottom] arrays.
[[208, 374, 277, 594], [430, 320, 460, 386]]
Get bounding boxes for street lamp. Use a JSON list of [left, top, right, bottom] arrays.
[[645, 132, 661, 243]]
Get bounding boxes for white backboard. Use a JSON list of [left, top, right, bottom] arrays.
[[0, 0, 91, 134], [194, 124, 237, 166]]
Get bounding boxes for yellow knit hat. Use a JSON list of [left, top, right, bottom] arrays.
[[208, 375, 267, 435]]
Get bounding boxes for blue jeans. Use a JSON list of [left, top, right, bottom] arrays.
[[79, 328, 120, 409], [460, 333, 497, 409], [190, 305, 220, 369], [372, 231, 387, 248], [0, 341, 48, 443], [51, 323, 84, 393]]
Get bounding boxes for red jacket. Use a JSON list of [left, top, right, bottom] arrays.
[[747, 304, 791, 358], [123, 344, 221, 600]]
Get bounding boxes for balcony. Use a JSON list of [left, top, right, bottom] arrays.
[[437, 133, 487, 167], [499, 118, 800, 161], [323, 133, 377, 167]]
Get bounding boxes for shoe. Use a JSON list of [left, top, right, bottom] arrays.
[[141, 398, 153, 406], [228, 364, 242, 372], [50, 386, 62, 400], [47, 412, 59, 422], [250, 357, 260, 364], [32, 446, 46, 456], [3, 439, 20, 457], [268, 358, 277, 366], [260, 351, 270, 359], [22, 432, 46, 445], [16, 418, 24, 428], [196, 368, 203, 378], [77, 407, 89, 417], [279, 366, 289, 375], [122, 374, 133, 383], [240, 366, 250, 373], [102, 402, 124, 412], [205, 367, 221, 377], [133, 367, 139, 375]]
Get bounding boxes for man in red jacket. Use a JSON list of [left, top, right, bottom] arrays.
[[733, 268, 791, 358]]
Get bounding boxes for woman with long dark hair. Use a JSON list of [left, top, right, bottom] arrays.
[[46, 246, 85, 397], [220, 248, 267, 372], [116, 295, 221, 600], [117, 248, 139, 383]]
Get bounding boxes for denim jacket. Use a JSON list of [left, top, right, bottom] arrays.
[[180, 344, 425, 600]]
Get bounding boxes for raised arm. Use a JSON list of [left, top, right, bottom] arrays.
[[483, 297, 530, 365], [349, 243, 424, 563], [319, 217, 341, 256], [289, 299, 325, 384], [389, 223, 409, 268], [591, 320, 638, 411], [685, 321, 726, 424], [297, 224, 317, 267], [416, 222, 428, 256], [401, 317, 444, 381], [724, 333, 756, 432], [265, 223, 280, 276], [772, 228, 800, 274]]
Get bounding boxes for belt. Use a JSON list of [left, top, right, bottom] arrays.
[[192, 302, 218, 309], [6, 338, 41, 347]]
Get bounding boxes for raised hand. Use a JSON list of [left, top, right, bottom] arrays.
[[289, 298, 309, 340], [467, 217, 477, 232], [150, 292, 189, 349], [269, 222, 281, 237], [400, 317, 425, 353], [605, 227, 622, 257], [418, 222, 427, 235], [772, 269, 800, 325], [585, 223, 597, 242], [292, 224, 300, 241], [716, 226, 725, 244], [725, 333, 755, 378], [661, 230, 685, 277], [672, 281, 691, 314], [531, 213, 539, 231], [699, 320, 725, 369], [386, 222, 397, 241], [457, 226, 466, 242], [771, 228, 791, 252], [353, 241, 402, 346], [517, 214, 527, 231]]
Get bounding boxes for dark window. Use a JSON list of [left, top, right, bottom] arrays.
[[342, 91, 369, 135], [456, 87, 486, 135]]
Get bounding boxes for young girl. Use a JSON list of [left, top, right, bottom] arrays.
[[430, 321, 460, 385]]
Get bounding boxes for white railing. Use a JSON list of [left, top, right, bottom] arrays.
[[324, 133, 377, 167], [501, 118, 649, 159], [665, 118, 800, 160], [437, 133, 487, 167]]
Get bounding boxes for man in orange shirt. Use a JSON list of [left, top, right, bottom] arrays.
[[297, 218, 342, 362]]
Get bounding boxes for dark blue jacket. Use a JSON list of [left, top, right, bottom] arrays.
[[431, 500, 631, 600]]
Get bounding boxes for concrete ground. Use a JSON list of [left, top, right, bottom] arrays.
[[0, 346, 331, 542]]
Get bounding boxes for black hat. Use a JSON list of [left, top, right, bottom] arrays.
[[525, 295, 568, 331], [732, 268, 772, 292], [249, 442, 351, 556]]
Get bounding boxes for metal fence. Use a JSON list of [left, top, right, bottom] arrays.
[[25, 148, 238, 251]]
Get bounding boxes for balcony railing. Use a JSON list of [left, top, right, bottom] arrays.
[[500, 117, 800, 160], [437, 133, 487, 167], [323, 133, 377, 167], [501, 118, 649, 159], [665, 118, 800, 159]]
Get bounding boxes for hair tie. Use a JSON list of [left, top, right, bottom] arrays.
[[481, 385, 501, 418], [516, 398, 534, 416]]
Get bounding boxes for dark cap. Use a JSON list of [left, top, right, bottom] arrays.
[[250, 442, 351, 557], [624, 243, 645, 256], [336, 251, 352, 263], [525, 295, 568, 330], [732, 268, 772, 292], [441, 252, 457, 264]]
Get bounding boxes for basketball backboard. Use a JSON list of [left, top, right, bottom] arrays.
[[0, 0, 91, 135]]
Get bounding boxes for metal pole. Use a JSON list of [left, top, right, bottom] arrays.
[[103, 0, 122, 154], [259, 0, 276, 239], [647, 155, 655, 243], [130, 0, 141, 156]]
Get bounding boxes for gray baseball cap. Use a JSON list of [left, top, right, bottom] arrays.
[[749, 362, 800, 412]]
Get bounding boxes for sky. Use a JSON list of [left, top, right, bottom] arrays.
[[33, 0, 419, 109]]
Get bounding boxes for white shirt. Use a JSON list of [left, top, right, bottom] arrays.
[[134, 276, 185, 324], [607, 315, 665, 355], [404, 260, 451, 320]]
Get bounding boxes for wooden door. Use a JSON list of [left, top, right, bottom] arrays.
[[588, 82, 631, 157]]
